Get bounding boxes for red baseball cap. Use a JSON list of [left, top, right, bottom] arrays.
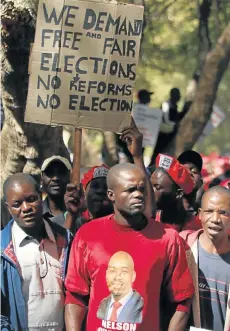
[[81, 165, 109, 190], [156, 154, 195, 194]]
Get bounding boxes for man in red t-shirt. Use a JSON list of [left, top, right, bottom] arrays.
[[65, 162, 194, 331], [151, 154, 201, 232], [63, 119, 154, 232]]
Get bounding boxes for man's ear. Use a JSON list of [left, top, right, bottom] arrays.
[[132, 271, 136, 283], [4, 200, 10, 213], [107, 189, 115, 202], [176, 189, 184, 199], [198, 208, 202, 219], [40, 176, 45, 192]]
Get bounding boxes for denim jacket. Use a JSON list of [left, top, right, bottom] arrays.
[[1, 219, 72, 331]]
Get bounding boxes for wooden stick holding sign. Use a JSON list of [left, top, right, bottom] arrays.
[[63, 127, 82, 233], [72, 128, 82, 185]]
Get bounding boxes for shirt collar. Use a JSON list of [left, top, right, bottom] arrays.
[[109, 290, 134, 308], [12, 221, 28, 247], [12, 219, 56, 246], [42, 197, 53, 217], [44, 219, 56, 243]]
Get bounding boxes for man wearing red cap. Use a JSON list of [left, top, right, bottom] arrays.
[[178, 150, 205, 213], [63, 164, 113, 233], [151, 153, 201, 232]]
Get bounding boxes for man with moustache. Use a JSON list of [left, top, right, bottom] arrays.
[[180, 186, 230, 331], [64, 130, 194, 331], [1, 173, 72, 331], [97, 251, 144, 323]]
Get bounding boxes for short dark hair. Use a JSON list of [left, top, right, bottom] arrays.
[[201, 185, 230, 206], [3, 173, 39, 201]]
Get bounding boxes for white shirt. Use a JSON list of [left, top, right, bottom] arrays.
[[12, 220, 64, 330], [162, 101, 177, 125], [106, 290, 134, 320]]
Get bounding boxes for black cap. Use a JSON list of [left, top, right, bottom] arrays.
[[138, 89, 153, 101], [178, 150, 203, 172]]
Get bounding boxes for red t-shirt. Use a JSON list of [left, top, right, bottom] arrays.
[[183, 215, 201, 231], [156, 211, 202, 232], [65, 214, 194, 331]]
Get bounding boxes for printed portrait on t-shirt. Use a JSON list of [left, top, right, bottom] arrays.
[[97, 251, 144, 323]]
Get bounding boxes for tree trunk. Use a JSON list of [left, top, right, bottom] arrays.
[[1, 0, 69, 194], [182, 0, 212, 116], [165, 23, 230, 156]]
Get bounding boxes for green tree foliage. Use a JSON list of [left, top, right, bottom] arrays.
[[135, 0, 230, 154]]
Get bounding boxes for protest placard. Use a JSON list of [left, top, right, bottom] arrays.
[[25, 0, 144, 132], [132, 104, 162, 147], [197, 104, 226, 143]]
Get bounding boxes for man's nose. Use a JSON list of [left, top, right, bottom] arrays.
[[21, 201, 32, 212], [211, 211, 221, 223], [51, 174, 60, 182], [134, 190, 144, 199], [190, 172, 195, 179], [115, 271, 122, 279]]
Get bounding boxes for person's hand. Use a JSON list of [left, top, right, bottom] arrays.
[[120, 117, 143, 158], [64, 183, 86, 215]]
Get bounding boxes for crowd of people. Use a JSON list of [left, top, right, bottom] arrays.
[[1, 120, 230, 331]]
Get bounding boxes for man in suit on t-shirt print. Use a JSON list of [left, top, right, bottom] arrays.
[[97, 251, 144, 323]]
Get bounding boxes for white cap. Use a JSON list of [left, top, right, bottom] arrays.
[[41, 155, 72, 172]]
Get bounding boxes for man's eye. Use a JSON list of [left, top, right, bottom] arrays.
[[27, 196, 37, 203], [219, 210, 228, 216], [154, 185, 161, 190], [127, 187, 136, 193], [13, 202, 21, 208]]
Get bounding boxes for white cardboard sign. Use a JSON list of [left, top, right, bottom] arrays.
[[132, 103, 162, 147]]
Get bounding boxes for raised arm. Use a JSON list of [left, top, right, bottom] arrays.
[[119, 118, 156, 218]]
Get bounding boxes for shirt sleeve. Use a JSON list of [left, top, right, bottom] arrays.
[[163, 232, 194, 304], [65, 229, 90, 306], [176, 298, 192, 313]]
